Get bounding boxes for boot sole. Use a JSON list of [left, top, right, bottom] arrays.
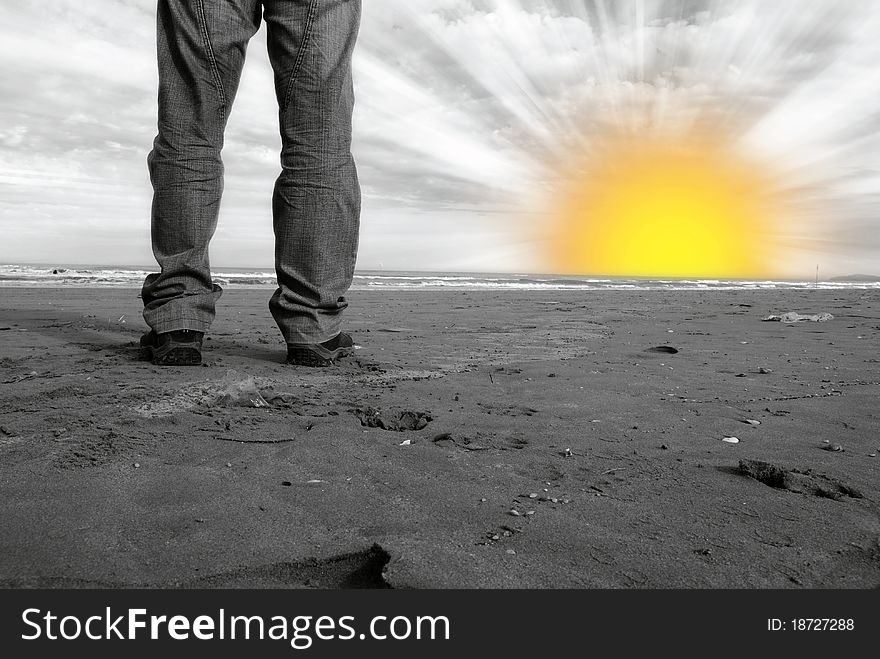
[[286, 346, 350, 367], [141, 344, 202, 366]]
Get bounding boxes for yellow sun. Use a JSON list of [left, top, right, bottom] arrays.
[[547, 132, 786, 279]]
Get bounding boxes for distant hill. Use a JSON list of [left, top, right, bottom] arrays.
[[828, 274, 880, 282]]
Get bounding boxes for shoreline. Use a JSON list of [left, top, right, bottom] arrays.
[[2, 283, 879, 293]]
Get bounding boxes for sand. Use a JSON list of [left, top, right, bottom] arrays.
[[0, 287, 878, 588]]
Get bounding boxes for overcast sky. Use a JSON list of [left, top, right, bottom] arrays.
[[1, 0, 878, 276]]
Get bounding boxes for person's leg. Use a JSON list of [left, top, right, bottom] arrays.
[[142, 0, 262, 334], [262, 0, 362, 345]]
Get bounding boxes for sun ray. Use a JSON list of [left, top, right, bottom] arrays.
[[351, 0, 879, 275]]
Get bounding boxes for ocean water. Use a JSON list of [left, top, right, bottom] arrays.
[[0, 264, 877, 291]]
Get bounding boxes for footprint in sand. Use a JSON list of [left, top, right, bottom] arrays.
[[353, 407, 432, 432]]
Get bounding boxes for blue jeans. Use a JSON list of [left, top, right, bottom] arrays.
[[142, 0, 361, 344]]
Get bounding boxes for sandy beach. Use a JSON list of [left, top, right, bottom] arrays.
[[0, 287, 877, 588]]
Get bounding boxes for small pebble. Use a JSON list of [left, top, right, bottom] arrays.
[[550, 497, 558, 504], [491, 534, 500, 541], [722, 437, 740, 444], [758, 367, 773, 374], [133, 463, 140, 469], [525, 510, 536, 516], [502, 531, 511, 537], [744, 419, 761, 426], [822, 444, 844, 452], [869, 453, 876, 458], [505, 549, 517, 555], [508, 509, 522, 517], [528, 493, 538, 499], [225, 462, 232, 468], [480, 498, 487, 502], [562, 448, 573, 457]]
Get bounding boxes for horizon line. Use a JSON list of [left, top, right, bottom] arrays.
[[1, 262, 877, 283]]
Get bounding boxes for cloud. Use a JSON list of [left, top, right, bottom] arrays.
[[0, 0, 877, 275]]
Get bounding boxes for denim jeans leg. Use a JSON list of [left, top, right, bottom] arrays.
[[263, 0, 362, 344], [142, 0, 261, 334]]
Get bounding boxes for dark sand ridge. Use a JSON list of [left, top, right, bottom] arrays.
[[0, 288, 878, 588]]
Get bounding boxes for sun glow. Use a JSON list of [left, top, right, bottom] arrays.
[[547, 132, 787, 279]]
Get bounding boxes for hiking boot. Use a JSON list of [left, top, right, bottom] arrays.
[[140, 330, 204, 366], [287, 332, 354, 367]]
